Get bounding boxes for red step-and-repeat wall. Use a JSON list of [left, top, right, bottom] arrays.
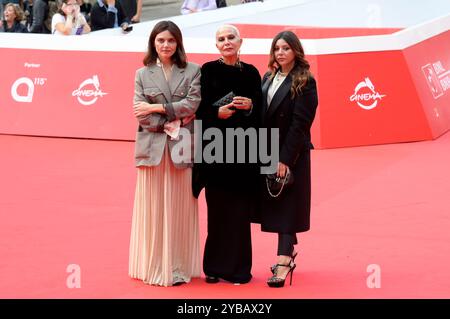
[[1, 29, 449, 148]]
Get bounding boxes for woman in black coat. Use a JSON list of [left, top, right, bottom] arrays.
[[193, 24, 262, 284], [260, 31, 318, 287]]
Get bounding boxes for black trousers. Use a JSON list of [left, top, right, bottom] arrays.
[[278, 233, 298, 256], [203, 185, 253, 283]]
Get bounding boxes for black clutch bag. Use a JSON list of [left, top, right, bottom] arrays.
[[212, 91, 236, 108], [265, 170, 294, 198]]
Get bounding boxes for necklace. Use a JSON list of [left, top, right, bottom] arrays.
[[274, 71, 286, 84]]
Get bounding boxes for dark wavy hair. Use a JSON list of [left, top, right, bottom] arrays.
[[143, 21, 187, 68], [268, 31, 312, 98]]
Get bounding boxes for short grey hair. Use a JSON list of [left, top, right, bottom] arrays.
[[216, 24, 241, 39]]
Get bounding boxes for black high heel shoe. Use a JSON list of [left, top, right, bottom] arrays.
[[270, 251, 298, 274], [267, 262, 296, 288]]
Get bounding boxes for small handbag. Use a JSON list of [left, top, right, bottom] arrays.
[[212, 91, 236, 108], [265, 169, 294, 198]]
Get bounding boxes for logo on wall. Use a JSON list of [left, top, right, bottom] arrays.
[[422, 61, 448, 99], [72, 75, 108, 106], [11, 77, 35, 103], [350, 77, 386, 110]]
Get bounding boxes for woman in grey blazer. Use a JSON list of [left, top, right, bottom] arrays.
[[128, 20, 202, 287]]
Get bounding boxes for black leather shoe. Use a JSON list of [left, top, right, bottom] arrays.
[[205, 276, 219, 284]]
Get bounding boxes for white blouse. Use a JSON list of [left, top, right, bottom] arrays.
[[267, 71, 288, 107]]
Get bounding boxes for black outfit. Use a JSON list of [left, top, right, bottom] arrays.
[[1, 20, 28, 33], [260, 70, 318, 254], [193, 59, 262, 283], [90, 1, 129, 31], [216, 0, 227, 8]]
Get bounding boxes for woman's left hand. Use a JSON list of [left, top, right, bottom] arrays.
[[133, 102, 154, 117], [233, 96, 252, 111], [277, 162, 289, 178]]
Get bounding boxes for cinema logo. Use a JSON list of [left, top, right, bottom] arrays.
[[72, 75, 108, 106], [350, 77, 386, 110]]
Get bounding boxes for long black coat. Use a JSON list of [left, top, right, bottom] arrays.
[[259, 71, 318, 233]]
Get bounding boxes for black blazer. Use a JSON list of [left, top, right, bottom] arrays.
[[90, 1, 129, 31], [261, 71, 317, 168]]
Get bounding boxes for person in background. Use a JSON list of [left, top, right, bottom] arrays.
[[129, 20, 202, 287], [1, 0, 22, 27], [30, 0, 49, 33], [260, 30, 318, 288], [1, 3, 28, 32], [193, 24, 262, 284], [90, 0, 129, 31], [215, 0, 226, 8], [51, 0, 90, 35], [118, 0, 141, 23], [180, 0, 216, 15]]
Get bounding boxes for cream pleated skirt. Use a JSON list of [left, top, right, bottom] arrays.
[[128, 147, 201, 286]]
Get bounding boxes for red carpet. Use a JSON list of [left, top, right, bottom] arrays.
[[0, 132, 449, 298]]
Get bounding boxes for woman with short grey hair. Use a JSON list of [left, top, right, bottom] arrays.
[[193, 24, 262, 284]]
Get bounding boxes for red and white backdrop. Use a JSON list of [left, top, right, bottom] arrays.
[[0, 22, 449, 148], [0, 49, 140, 140]]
